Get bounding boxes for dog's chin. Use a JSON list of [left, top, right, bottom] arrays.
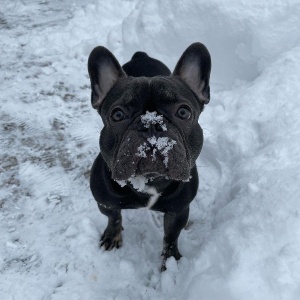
[[112, 156, 191, 182], [136, 156, 166, 176], [135, 171, 163, 179]]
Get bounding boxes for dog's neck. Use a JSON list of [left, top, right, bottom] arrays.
[[127, 175, 181, 195], [147, 176, 183, 193], [126, 176, 180, 208]]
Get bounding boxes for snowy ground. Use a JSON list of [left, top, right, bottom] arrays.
[[1, 0, 300, 299]]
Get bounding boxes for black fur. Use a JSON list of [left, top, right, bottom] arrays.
[[122, 52, 171, 77], [88, 43, 211, 271]]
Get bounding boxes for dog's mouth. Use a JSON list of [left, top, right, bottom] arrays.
[[135, 154, 167, 177], [136, 170, 164, 179]]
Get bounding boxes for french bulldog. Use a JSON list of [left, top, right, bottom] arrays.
[[88, 42, 211, 271]]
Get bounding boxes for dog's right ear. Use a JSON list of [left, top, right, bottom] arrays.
[[88, 46, 126, 109]]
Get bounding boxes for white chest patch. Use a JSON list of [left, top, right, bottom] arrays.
[[117, 175, 161, 208], [144, 186, 160, 208]]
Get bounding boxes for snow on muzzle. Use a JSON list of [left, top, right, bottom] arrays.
[[111, 111, 191, 181]]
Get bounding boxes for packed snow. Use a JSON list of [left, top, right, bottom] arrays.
[[1, 0, 300, 299]]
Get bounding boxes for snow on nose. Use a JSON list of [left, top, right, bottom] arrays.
[[140, 111, 167, 131]]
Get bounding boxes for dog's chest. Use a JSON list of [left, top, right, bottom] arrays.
[[144, 186, 160, 208], [118, 177, 161, 209]]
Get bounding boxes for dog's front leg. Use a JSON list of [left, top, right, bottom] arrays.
[[97, 203, 123, 251], [161, 206, 189, 271]]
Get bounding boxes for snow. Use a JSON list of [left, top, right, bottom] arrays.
[[1, 0, 300, 299], [126, 175, 149, 193], [140, 111, 167, 131], [137, 136, 177, 166], [138, 111, 176, 166], [136, 142, 150, 158], [146, 136, 177, 167]]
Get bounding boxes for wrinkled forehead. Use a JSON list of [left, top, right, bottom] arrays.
[[150, 77, 198, 105], [103, 76, 198, 111]]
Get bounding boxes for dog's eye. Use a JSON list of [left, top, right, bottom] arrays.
[[111, 109, 125, 122], [176, 106, 191, 120]]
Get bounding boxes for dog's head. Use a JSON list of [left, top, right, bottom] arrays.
[[88, 43, 211, 182]]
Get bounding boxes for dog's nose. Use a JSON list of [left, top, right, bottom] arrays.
[[137, 122, 164, 133], [155, 123, 164, 132]]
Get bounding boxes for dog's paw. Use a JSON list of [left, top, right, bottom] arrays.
[[161, 242, 182, 271], [100, 228, 123, 251], [100, 223, 123, 251]]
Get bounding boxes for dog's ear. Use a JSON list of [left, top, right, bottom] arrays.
[[173, 43, 211, 104], [88, 46, 126, 109]]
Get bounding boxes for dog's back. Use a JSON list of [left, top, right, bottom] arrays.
[[122, 52, 171, 77]]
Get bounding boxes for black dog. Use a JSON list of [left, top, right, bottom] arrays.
[[88, 43, 211, 270]]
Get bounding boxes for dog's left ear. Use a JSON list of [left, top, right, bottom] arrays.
[[173, 43, 211, 104], [88, 46, 126, 110]]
